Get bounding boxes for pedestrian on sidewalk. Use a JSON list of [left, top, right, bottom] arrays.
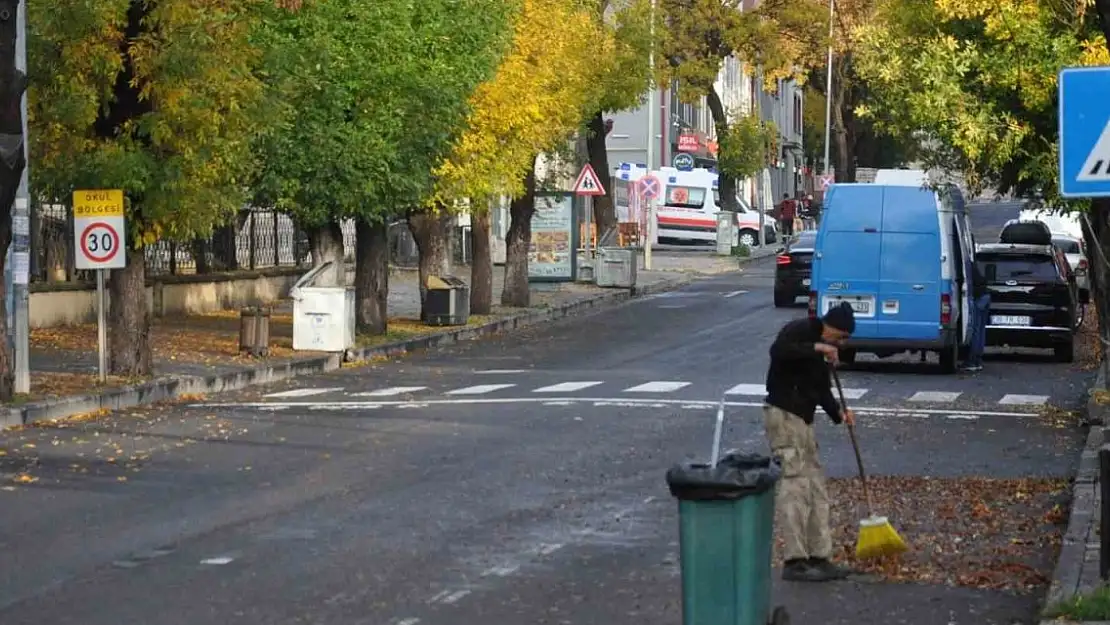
[[777, 193, 796, 237], [962, 258, 991, 372], [763, 301, 857, 582]]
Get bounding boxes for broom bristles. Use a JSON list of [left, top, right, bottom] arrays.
[[855, 515, 908, 560]]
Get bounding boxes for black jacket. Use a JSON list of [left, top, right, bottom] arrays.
[[970, 261, 988, 299], [765, 318, 843, 425]]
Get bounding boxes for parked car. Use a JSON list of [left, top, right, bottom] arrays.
[[975, 242, 1086, 362], [1052, 234, 1089, 308], [773, 231, 817, 307], [999, 218, 1053, 245]]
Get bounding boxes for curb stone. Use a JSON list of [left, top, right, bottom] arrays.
[[1086, 365, 1108, 426], [3, 256, 767, 430], [1041, 365, 1108, 624]]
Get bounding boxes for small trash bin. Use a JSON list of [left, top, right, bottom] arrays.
[[594, 247, 638, 288], [666, 452, 790, 625], [425, 275, 470, 326], [238, 306, 271, 357]]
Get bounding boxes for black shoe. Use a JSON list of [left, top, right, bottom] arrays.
[[782, 558, 834, 582], [807, 557, 853, 579]]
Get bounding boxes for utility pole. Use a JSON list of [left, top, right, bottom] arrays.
[[822, 0, 835, 179], [644, 0, 656, 270]]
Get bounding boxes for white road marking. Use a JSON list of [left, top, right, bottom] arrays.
[[536, 543, 564, 555], [263, 388, 343, 398], [724, 383, 765, 396], [200, 557, 234, 565], [351, 386, 427, 397], [623, 381, 690, 393], [446, 384, 516, 395], [475, 369, 531, 374], [723, 290, 748, 298], [191, 397, 1040, 418], [427, 591, 452, 604], [908, 391, 962, 403], [998, 394, 1049, 406], [533, 381, 604, 393], [396, 619, 421, 625], [838, 387, 870, 400], [482, 565, 520, 577], [441, 590, 471, 604]]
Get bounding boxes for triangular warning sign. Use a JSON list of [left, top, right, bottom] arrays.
[[1078, 119, 1110, 182], [573, 163, 606, 196]]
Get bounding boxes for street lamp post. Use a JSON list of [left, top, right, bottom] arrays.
[[821, 0, 835, 180]]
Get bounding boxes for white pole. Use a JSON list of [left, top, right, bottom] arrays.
[[822, 0, 835, 178], [13, 0, 30, 394], [645, 0, 656, 270], [96, 269, 107, 382]]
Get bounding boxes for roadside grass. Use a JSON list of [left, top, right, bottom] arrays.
[[1044, 585, 1110, 620]]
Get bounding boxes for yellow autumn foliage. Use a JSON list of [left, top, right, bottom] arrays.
[[431, 0, 611, 206]]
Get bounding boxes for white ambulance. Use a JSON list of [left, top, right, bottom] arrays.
[[654, 167, 777, 247]]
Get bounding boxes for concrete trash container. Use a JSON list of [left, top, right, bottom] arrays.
[[665, 452, 790, 625], [238, 306, 271, 357], [424, 275, 470, 326], [594, 247, 638, 288], [717, 211, 736, 255]]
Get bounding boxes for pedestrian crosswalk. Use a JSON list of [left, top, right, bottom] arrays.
[[261, 380, 1054, 407]]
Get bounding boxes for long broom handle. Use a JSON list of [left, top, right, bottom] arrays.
[[831, 365, 875, 516]]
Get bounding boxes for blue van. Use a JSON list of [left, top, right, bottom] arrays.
[[808, 180, 974, 373]]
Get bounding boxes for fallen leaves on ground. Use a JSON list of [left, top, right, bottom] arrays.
[[773, 476, 1069, 593], [1076, 306, 1100, 370], [1037, 404, 1082, 428]]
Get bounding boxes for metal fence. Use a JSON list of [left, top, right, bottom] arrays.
[[30, 204, 472, 283]]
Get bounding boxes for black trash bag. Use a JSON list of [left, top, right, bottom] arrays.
[[666, 452, 782, 501]]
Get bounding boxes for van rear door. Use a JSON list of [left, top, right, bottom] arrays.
[[876, 186, 942, 340], [814, 185, 884, 338]]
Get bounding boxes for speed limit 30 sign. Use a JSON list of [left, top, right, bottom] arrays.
[[73, 189, 127, 270]]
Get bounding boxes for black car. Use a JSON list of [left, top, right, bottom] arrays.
[[773, 231, 816, 307], [975, 242, 1087, 362]]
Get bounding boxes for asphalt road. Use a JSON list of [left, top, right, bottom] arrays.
[[0, 201, 1093, 625]]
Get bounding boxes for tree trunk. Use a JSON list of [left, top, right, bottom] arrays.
[[471, 209, 493, 314], [108, 247, 152, 376], [706, 86, 740, 210], [502, 157, 538, 308], [354, 219, 389, 334], [0, 0, 26, 399], [408, 209, 453, 321], [190, 238, 210, 274], [586, 111, 618, 238], [307, 220, 345, 286], [1086, 199, 1110, 364], [831, 55, 853, 183], [1097, 0, 1110, 46]]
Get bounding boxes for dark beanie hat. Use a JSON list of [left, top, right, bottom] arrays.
[[823, 301, 856, 333]]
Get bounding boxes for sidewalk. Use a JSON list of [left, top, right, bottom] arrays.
[[10, 248, 772, 428], [1041, 368, 1110, 624]]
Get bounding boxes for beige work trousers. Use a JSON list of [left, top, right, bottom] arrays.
[[763, 404, 832, 561]]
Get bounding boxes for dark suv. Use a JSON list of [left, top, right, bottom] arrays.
[[975, 242, 1086, 362], [773, 231, 816, 307]]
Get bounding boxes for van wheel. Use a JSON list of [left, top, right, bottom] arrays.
[[839, 349, 857, 367], [939, 346, 958, 374], [1055, 340, 1075, 363], [738, 229, 758, 247]]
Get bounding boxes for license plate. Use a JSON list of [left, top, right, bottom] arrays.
[[827, 298, 872, 316], [802, 278, 811, 286], [991, 315, 1031, 326]]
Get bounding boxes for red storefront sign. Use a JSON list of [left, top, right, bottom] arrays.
[[677, 133, 700, 152]]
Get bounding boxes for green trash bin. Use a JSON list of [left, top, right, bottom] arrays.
[[666, 452, 790, 625]]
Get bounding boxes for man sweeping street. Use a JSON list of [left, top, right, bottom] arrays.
[[764, 302, 857, 582]]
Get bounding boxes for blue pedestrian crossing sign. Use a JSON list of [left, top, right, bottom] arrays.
[[1059, 66, 1110, 198]]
